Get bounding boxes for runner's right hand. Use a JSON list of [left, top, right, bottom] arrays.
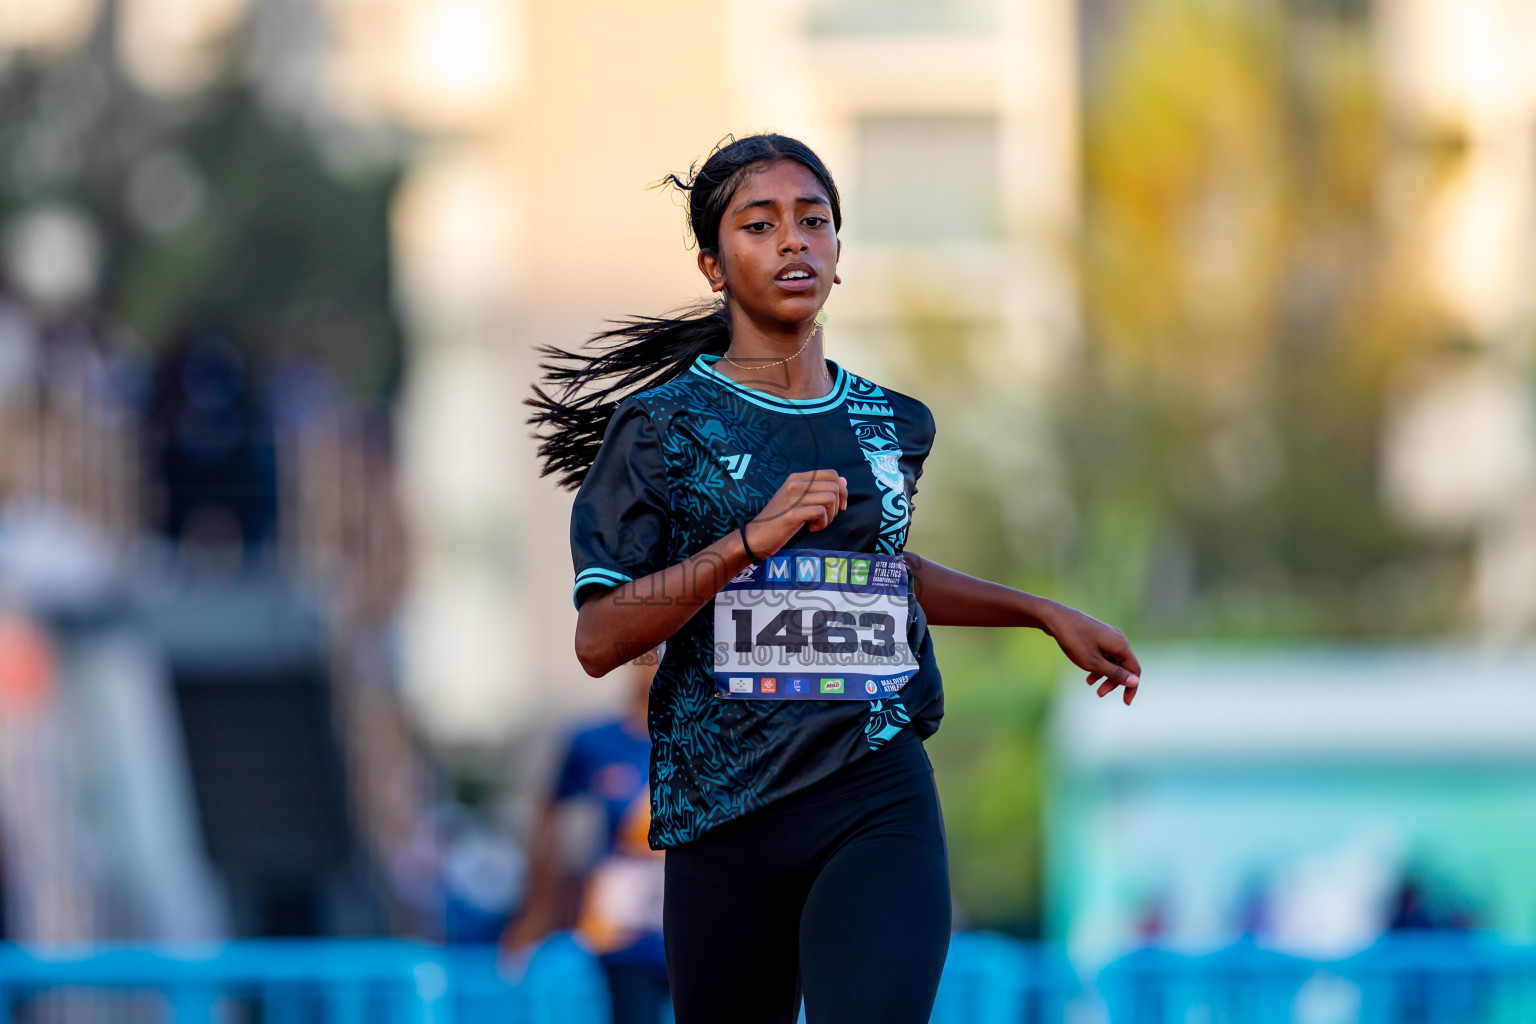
[[743, 470, 848, 558]]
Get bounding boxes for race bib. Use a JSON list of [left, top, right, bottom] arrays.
[[713, 548, 918, 700]]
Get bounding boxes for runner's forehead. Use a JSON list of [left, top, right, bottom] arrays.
[[725, 161, 831, 218]]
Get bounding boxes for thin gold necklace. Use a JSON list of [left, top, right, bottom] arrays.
[[721, 323, 830, 380]]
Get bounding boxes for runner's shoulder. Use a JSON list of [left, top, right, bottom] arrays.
[[846, 371, 936, 444], [599, 389, 682, 444], [622, 375, 709, 428]]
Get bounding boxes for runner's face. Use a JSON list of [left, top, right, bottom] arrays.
[[700, 160, 839, 327]]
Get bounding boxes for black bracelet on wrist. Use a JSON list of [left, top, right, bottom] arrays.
[[739, 523, 760, 563]]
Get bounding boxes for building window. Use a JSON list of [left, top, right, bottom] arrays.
[[853, 116, 1002, 242]]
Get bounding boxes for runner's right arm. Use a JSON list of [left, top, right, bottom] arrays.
[[575, 470, 847, 677], [903, 552, 1142, 704]]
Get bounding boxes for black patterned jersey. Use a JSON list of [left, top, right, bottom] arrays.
[[569, 354, 943, 848]]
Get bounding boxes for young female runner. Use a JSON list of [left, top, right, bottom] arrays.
[[529, 133, 1141, 1024]]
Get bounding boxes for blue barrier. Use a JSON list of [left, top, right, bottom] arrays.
[[0, 937, 606, 1024], [1, 931, 1531, 1022], [1098, 933, 1536, 1024]]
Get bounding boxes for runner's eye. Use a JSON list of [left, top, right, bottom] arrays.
[[745, 221, 771, 233]]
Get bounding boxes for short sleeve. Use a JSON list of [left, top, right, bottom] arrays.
[[891, 393, 936, 504], [570, 398, 671, 609], [912, 401, 936, 496]]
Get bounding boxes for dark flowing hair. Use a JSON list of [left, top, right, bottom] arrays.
[[526, 133, 843, 490]]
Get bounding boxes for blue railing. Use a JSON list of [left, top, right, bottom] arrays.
[[1, 931, 1530, 1023], [1096, 933, 1536, 1024], [0, 939, 607, 1024]]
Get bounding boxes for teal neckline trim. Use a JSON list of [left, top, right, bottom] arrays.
[[689, 354, 850, 414]]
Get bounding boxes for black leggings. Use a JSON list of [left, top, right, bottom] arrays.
[[663, 729, 951, 1024]]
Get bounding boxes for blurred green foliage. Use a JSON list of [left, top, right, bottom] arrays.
[[1073, 0, 1467, 640], [0, 30, 403, 394], [911, 0, 1470, 935]]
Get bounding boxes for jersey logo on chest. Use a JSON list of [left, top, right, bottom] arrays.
[[717, 452, 753, 480], [864, 450, 903, 495]]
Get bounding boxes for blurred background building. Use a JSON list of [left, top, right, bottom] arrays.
[[0, 0, 1532, 981]]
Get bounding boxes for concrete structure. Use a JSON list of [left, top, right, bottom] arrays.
[[1375, 0, 1536, 637]]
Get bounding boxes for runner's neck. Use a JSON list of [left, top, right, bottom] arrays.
[[716, 319, 831, 400]]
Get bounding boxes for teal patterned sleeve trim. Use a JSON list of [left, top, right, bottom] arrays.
[[844, 375, 914, 555], [572, 567, 634, 609]]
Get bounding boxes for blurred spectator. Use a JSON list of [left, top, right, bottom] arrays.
[[504, 649, 668, 1024], [440, 803, 527, 944], [0, 607, 92, 943], [267, 343, 346, 438], [146, 330, 277, 556], [0, 282, 38, 410], [1388, 875, 1478, 933], [0, 607, 53, 724], [1233, 877, 1271, 938]]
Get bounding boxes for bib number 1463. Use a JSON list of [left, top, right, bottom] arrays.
[[729, 608, 898, 657], [712, 548, 918, 701]]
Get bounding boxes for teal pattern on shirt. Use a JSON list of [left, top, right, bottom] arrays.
[[569, 356, 944, 848], [843, 375, 915, 748]]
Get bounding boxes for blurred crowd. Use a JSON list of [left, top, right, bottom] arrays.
[[0, 277, 444, 943], [0, 272, 672, 1024]]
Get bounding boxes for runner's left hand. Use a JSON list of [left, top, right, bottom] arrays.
[[1042, 604, 1142, 706]]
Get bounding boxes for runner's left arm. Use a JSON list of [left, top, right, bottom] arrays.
[[903, 551, 1142, 705]]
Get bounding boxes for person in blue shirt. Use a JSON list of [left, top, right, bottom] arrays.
[[504, 650, 668, 1024], [528, 133, 1142, 1024]]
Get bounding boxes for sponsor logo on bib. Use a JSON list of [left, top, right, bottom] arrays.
[[766, 556, 791, 581], [851, 559, 870, 586], [865, 681, 878, 695], [795, 555, 821, 583], [824, 557, 848, 584], [760, 677, 777, 694], [820, 678, 844, 694], [729, 677, 753, 694], [788, 677, 809, 693]]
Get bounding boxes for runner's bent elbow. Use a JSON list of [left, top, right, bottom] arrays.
[[574, 610, 615, 677]]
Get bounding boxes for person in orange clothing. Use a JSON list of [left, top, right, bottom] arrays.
[[505, 648, 667, 1024]]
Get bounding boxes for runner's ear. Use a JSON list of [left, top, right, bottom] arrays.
[[698, 248, 726, 293]]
